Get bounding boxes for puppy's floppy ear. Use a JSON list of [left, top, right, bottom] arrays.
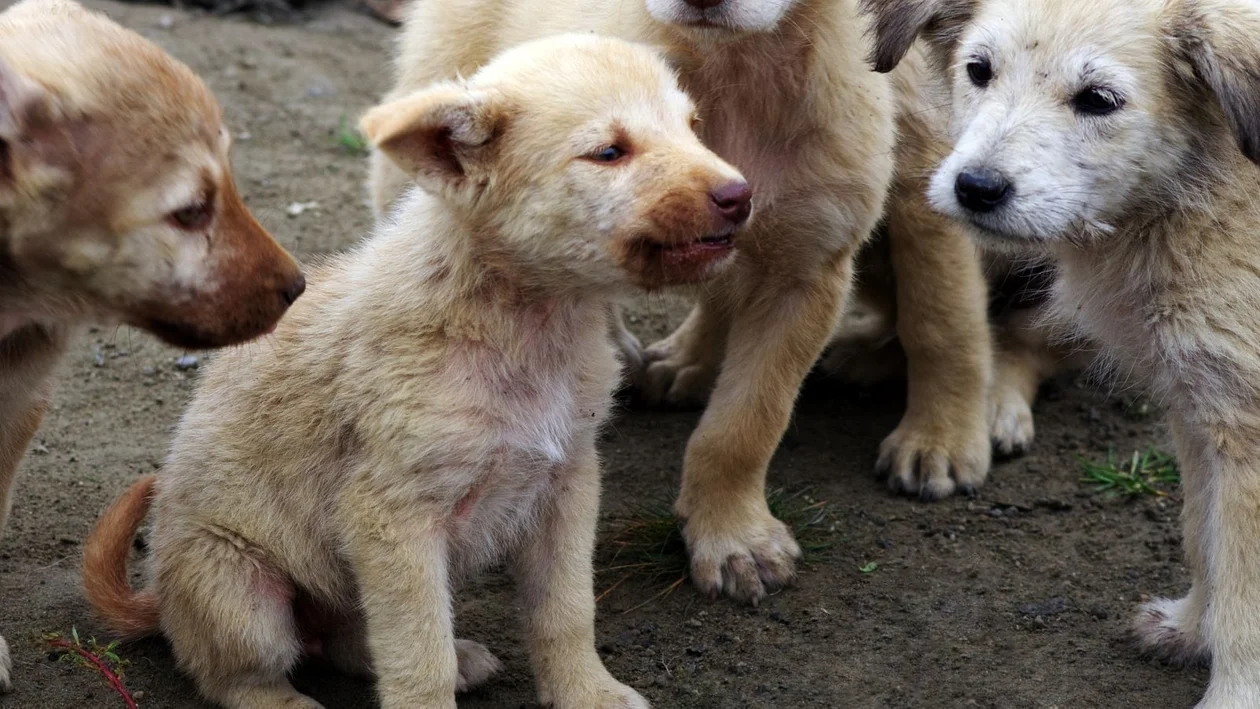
[[1169, 0, 1260, 163], [859, 0, 976, 73], [359, 83, 505, 190]]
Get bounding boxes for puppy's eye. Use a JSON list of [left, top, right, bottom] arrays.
[[966, 59, 993, 87], [1072, 87, 1124, 116], [169, 201, 213, 231], [588, 145, 628, 163]]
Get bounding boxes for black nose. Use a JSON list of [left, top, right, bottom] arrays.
[[711, 180, 753, 225], [282, 273, 306, 306], [684, 0, 724, 8], [954, 168, 1012, 213]]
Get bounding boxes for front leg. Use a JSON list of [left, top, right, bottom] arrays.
[[1175, 421, 1260, 707], [514, 444, 648, 709], [677, 252, 854, 605], [880, 183, 993, 500], [339, 482, 459, 709]]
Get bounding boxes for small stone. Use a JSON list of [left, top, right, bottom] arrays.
[[685, 645, 706, 656], [157, 14, 174, 29], [685, 618, 702, 629], [1089, 606, 1110, 620], [142, 366, 157, 377], [286, 200, 319, 217], [31, 441, 49, 455], [174, 355, 200, 371]]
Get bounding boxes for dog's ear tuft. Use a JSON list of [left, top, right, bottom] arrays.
[[1169, 0, 1260, 164], [360, 84, 505, 189], [860, 0, 975, 73]]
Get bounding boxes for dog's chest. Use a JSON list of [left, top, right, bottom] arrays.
[[442, 336, 615, 546], [685, 67, 797, 202]]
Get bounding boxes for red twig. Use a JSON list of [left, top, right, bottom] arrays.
[[46, 638, 138, 709]]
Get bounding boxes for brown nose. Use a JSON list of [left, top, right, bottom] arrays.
[[282, 273, 306, 306], [711, 181, 752, 226], [684, 0, 724, 7]]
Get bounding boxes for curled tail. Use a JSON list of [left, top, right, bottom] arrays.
[[82, 475, 160, 638]]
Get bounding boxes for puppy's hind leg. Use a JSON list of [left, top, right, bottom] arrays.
[[157, 529, 320, 709]]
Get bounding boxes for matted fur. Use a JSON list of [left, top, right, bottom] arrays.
[[865, 0, 1260, 705], [83, 34, 750, 709], [0, 0, 302, 692]]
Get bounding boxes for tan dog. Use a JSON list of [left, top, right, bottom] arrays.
[[0, 0, 303, 692], [83, 34, 749, 709], [369, 0, 995, 605], [865, 0, 1260, 705]]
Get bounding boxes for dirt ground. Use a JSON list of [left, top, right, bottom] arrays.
[[0, 1, 1210, 707]]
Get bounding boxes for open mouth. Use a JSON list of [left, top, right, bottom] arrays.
[[642, 229, 737, 276]]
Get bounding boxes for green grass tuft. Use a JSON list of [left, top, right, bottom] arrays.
[[1080, 447, 1179, 498], [332, 114, 369, 156], [596, 487, 839, 605]]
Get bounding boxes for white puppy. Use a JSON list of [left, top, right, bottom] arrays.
[[864, 0, 1260, 706]]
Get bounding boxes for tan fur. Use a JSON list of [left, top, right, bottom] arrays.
[[368, 0, 924, 604], [0, 0, 303, 692], [83, 34, 750, 709], [865, 0, 1260, 705]]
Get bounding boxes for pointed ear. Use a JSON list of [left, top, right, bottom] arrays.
[[359, 83, 505, 192], [859, 0, 976, 73], [1168, 0, 1260, 164], [0, 56, 53, 183]]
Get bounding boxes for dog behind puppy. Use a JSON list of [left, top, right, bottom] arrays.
[[865, 0, 1260, 705], [0, 0, 303, 691], [83, 34, 750, 709]]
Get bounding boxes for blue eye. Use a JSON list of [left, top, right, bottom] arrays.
[[590, 145, 627, 163]]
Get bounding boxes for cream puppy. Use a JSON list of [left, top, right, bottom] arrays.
[[865, 0, 1260, 706], [83, 34, 749, 709], [368, 0, 902, 606]]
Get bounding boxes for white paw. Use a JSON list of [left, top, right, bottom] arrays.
[[989, 386, 1035, 457], [0, 633, 11, 693], [548, 676, 651, 709], [1195, 681, 1260, 709], [681, 506, 801, 606], [1133, 596, 1209, 666], [878, 415, 991, 502], [455, 639, 502, 693]]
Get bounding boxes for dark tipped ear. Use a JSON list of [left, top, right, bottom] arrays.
[[859, 0, 976, 73], [360, 82, 505, 191], [1168, 0, 1260, 164]]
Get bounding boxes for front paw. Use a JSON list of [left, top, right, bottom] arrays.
[[0, 633, 11, 693], [878, 412, 991, 501], [1133, 596, 1209, 666], [1195, 681, 1260, 709], [455, 639, 502, 692], [640, 339, 719, 409], [989, 383, 1035, 457], [546, 676, 650, 709], [680, 502, 801, 605]]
